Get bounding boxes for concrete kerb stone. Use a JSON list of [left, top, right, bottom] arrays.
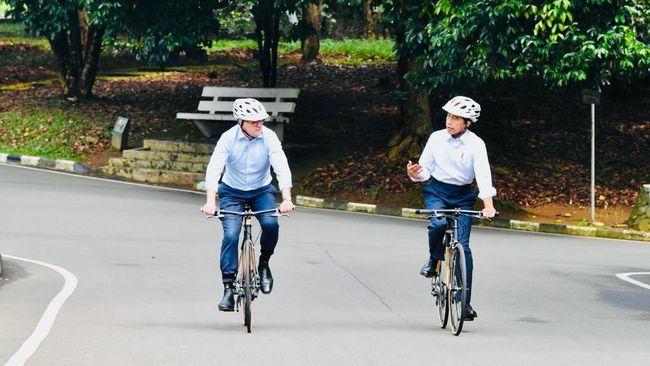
[[0, 152, 90, 174], [293, 194, 650, 242]]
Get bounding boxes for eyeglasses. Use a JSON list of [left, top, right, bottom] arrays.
[[244, 120, 265, 126]]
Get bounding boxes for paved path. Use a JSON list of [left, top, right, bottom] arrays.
[[1, 164, 649, 366]]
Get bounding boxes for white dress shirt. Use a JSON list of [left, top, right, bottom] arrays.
[[204, 125, 292, 191], [412, 129, 497, 200]]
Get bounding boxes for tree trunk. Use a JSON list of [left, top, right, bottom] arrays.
[[362, 0, 376, 39], [253, 0, 281, 87], [48, 9, 104, 99], [387, 13, 432, 160], [80, 26, 105, 97], [301, 0, 322, 61], [388, 57, 432, 159], [271, 5, 280, 86]]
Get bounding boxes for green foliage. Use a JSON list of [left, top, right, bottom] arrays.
[[390, 0, 650, 91], [6, 0, 222, 67], [215, 1, 256, 39], [103, 1, 222, 66], [0, 108, 110, 160], [0, 1, 9, 18]]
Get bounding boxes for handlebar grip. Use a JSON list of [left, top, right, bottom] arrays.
[[200, 206, 217, 216]]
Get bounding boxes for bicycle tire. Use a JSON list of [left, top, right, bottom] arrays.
[[435, 233, 451, 328], [243, 241, 253, 333], [448, 243, 467, 336], [433, 260, 448, 328]]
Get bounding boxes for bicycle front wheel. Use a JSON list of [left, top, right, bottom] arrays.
[[448, 243, 467, 336], [242, 241, 253, 333]]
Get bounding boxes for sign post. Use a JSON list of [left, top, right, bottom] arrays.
[[112, 116, 130, 151], [581, 89, 600, 223]]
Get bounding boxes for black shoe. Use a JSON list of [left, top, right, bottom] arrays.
[[218, 284, 235, 312], [464, 304, 477, 321], [258, 260, 273, 294], [419, 259, 439, 278]]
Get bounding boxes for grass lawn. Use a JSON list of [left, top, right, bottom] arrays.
[[0, 106, 110, 160], [209, 38, 395, 64]]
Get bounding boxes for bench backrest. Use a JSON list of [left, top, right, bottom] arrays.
[[197, 87, 300, 117]]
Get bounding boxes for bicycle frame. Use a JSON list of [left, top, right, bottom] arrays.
[[234, 209, 260, 311], [212, 205, 281, 333], [415, 208, 497, 336]]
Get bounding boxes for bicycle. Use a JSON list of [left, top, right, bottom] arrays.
[[209, 205, 285, 333], [415, 208, 496, 336]]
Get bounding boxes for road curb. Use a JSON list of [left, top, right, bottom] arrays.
[[295, 195, 650, 243], [0, 153, 91, 174], [3, 156, 647, 242]]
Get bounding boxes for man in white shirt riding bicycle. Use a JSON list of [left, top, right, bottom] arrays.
[[202, 98, 295, 312], [406, 96, 497, 321]]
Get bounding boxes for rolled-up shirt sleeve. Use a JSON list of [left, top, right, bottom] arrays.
[[474, 140, 497, 200], [204, 135, 230, 191], [267, 133, 292, 190]]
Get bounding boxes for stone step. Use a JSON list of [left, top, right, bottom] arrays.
[[108, 157, 207, 173], [143, 139, 215, 154], [100, 166, 204, 187], [122, 148, 211, 164]]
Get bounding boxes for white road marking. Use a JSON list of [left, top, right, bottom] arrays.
[[616, 272, 650, 290], [3, 255, 78, 366]]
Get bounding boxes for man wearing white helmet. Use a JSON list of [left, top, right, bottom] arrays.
[[202, 98, 294, 312], [406, 96, 497, 321]]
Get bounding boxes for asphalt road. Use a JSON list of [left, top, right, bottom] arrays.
[[1, 163, 649, 366]]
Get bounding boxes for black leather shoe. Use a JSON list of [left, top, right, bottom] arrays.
[[218, 284, 235, 312], [419, 259, 439, 278], [259, 261, 273, 294], [464, 304, 477, 321]]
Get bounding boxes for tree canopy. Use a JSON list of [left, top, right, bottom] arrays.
[[104, 0, 220, 66], [395, 0, 650, 92], [7, 0, 220, 97]]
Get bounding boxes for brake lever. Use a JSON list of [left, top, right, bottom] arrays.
[[426, 214, 444, 220]]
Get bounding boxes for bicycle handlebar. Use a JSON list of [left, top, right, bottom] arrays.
[[414, 208, 499, 219], [200, 206, 287, 218], [218, 208, 280, 216]]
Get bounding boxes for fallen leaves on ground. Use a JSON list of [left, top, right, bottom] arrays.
[[0, 46, 648, 212]]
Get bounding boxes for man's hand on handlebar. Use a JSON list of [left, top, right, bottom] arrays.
[[202, 203, 217, 218], [279, 199, 294, 214], [482, 207, 497, 218]]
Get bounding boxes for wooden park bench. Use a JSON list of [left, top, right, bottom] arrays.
[[176, 87, 300, 142]]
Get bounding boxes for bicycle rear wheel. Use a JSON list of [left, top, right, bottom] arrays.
[[448, 243, 467, 336], [433, 260, 448, 328], [242, 241, 253, 333]]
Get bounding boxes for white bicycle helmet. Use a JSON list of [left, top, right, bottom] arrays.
[[232, 98, 270, 121], [442, 96, 481, 123]]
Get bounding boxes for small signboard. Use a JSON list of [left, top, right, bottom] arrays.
[[112, 116, 130, 151], [581, 89, 601, 105]]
